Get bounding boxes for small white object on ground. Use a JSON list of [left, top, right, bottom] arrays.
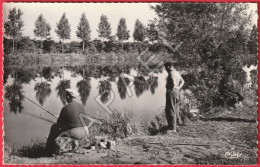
[[107, 140, 116, 150], [100, 142, 107, 148]]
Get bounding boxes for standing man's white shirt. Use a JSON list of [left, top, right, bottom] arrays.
[[169, 69, 185, 90]]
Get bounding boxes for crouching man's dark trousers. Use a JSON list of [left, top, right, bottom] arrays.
[[165, 91, 182, 130]]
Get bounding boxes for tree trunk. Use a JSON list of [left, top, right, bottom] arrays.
[[83, 68, 85, 79], [12, 37, 15, 53], [62, 40, 64, 54], [41, 38, 43, 54], [15, 41, 17, 53], [83, 40, 85, 52], [101, 38, 104, 51]]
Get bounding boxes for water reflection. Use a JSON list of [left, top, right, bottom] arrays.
[[117, 77, 130, 100], [134, 76, 150, 98], [42, 67, 55, 81], [148, 76, 159, 95], [77, 78, 91, 106], [16, 68, 37, 84], [34, 82, 51, 106], [4, 59, 167, 146], [98, 79, 112, 103], [5, 83, 24, 113], [4, 63, 162, 112], [56, 80, 71, 105]]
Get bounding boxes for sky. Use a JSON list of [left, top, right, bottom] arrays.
[[3, 3, 158, 42], [3, 3, 258, 42]]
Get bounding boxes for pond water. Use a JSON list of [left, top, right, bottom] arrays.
[[3, 61, 169, 146]]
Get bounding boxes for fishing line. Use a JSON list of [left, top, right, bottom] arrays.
[[23, 96, 58, 119], [23, 96, 104, 123], [23, 111, 56, 124]]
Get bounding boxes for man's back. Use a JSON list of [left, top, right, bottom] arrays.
[[166, 69, 184, 90], [57, 102, 85, 130]]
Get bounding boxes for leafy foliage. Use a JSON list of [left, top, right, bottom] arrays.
[[55, 13, 71, 53], [34, 14, 51, 52], [97, 14, 112, 41], [133, 19, 146, 42], [76, 13, 91, 51], [4, 8, 24, 53], [116, 18, 130, 43], [97, 110, 135, 139], [146, 20, 159, 44], [153, 3, 256, 111]]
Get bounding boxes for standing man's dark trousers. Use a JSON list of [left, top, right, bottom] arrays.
[[165, 91, 182, 130]]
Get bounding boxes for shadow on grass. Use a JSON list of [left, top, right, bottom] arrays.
[[5, 140, 47, 159]]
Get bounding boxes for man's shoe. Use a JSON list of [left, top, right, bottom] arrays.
[[166, 129, 177, 133]]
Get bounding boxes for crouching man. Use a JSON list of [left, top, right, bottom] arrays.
[[45, 89, 89, 155]]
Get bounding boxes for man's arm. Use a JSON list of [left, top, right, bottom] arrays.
[[175, 74, 185, 90], [57, 108, 66, 128]]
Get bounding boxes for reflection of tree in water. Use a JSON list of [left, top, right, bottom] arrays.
[[42, 67, 54, 81], [77, 78, 91, 106], [98, 80, 112, 103], [56, 80, 71, 105], [134, 76, 150, 98], [34, 82, 51, 106], [148, 76, 158, 94], [3, 66, 11, 85], [15, 68, 37, 84], [108, 76, 116, 82], [5, 83, 24, 113], [117, 77, 130, 100]]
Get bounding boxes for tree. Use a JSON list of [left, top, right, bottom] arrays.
[[153, 3, 254, 110], [4, 8, 24, 53], [34, 14, 51, 53], [133, 19, 146, 42], [147, 20, 159, 44], [76, 13, 91, 52], [247, 25, 257, 55], [116, 18, 130, 48], [55, 13, 71, 53], [97, 14, 112, 42]]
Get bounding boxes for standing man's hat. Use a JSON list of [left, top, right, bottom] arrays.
[[65, 89, 79, 98], [164, 62, 174, 67]]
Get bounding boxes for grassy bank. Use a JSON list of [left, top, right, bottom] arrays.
[[5, 51, 171, 68], [4, 138, 46, 162], [4, 104, 257, 164], [4, 118, 257, 164]]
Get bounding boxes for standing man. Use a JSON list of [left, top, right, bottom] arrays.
[[164, 62, 185, 132]]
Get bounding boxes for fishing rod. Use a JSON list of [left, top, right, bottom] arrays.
[[23, 96, 58, 119], [23, 111, 56, 124], [23, 95, 104, 123]]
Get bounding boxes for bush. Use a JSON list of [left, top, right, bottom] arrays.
[[89, 110, 136, 140]]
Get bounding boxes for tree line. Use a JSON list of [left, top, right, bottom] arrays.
[[3, 3, 258, 113], [4, 8, 157, 54]]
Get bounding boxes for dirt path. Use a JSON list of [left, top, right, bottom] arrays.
[[6, 120, 257, 165]]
